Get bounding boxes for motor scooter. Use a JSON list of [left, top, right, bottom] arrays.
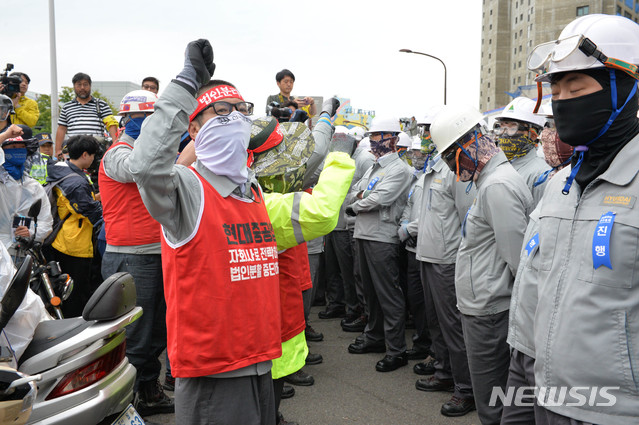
[[18, 270, 143, 424]]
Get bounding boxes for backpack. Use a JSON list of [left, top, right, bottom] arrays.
[[42, 173, 76, 246]]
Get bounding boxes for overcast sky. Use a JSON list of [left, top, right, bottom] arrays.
[[2, 0, 482, 118]]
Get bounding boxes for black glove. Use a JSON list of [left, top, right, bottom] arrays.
[[345, 205, 357, 217], [176, 39, 216, 93], [321, 98, 340, 118], [406, 235, 417, 248]]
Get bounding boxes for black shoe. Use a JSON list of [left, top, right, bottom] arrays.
[[415, 376, 455, 392], [441, 396, 476, 417], [135, 380, 175, 416], [354, 333, 366, 345], [162, 375, 175, 392], [277, 411, 299, 425], [348, 340, 386, 354], [283, 369, 314, 386], [375, 353, 408, 372], [340, 312, 360, 326], [305, 325, 324, 342], [413, 357, 436, 375], [318, 306, 346, 319], [306, 352, 323, 365], [407, 347, 431, 360], [281, 385, 295, 399], [341, 315, 367, 332]]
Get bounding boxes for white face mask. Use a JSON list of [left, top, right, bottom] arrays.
[[194, 111, 253, 187]]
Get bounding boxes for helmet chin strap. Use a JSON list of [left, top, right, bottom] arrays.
[[562, 69, 638, 194]]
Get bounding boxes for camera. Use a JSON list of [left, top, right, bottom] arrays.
[[1, 64, 21, 98], [266, 101, 309, 123]]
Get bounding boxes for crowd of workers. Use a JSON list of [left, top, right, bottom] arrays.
[[0, 12, 638, 425]]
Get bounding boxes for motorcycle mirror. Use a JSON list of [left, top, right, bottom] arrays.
[[0, 255, 33, 333], [27, 200, 41, 219]]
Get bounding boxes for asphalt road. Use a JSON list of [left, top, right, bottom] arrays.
[[147, 306, 480, 425]]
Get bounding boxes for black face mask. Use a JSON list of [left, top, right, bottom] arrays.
[[552, 69, 639, 190]]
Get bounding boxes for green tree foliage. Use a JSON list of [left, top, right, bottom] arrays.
[[34, 87, 117, 133]]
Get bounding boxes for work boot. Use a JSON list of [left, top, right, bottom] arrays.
[[135, 379, 175, 416], [162, 375, 175, 392]]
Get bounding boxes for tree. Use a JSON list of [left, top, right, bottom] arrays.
[[34, 87, 117, 133]]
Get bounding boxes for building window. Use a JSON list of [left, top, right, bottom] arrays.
[[617, 5, 622, 15], [577, 5, 589, 16], [513, 78, 516, 85], [515, 32, 518, 39], [490, 24, 493, 29], [519, 45, 522, 52], [489, 39, 492, 44], [521, 13, 523, 21], [520, 29, 523, 36], [515, 17, 518, 23], [514, 48, 517, 55], [488, 82, 491, 88], [489, 68, 491, 74], [625, 0, 633, 8], [490, 9, 493, 15], [488, 97, 491, 103], [489, 53, 492, 59], [518, 76, 522, 83], [519, 61, 522, 68], [625, 11, 632, 18]]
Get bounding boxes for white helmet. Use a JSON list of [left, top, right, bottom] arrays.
[[334, 125, 349, 134], [119, 90, 158, 116], [417, 106, 444, 126], [496, 97, 546, 128], [397, 132, 412, 148], [529, 14, 639, 82], [366, 117, 401, 135], [430, 105, 484, 153], [348, 126, 366, 141], [358, 136, 370, 151]]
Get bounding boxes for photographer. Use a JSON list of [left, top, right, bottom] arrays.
[[266, 69, 316, 120], [268, 100, 310, 124], [3, 72, 39, 128]]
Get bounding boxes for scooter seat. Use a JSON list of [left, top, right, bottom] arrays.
[[19, 318, 95, 365]]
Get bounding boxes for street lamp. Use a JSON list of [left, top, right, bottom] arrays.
[[399, 49, 447, 105]]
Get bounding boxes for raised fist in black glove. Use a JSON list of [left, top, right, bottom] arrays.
[[321, 98, 341, 118], [176, 39, 216, 93], [345, 205, 357, 217]]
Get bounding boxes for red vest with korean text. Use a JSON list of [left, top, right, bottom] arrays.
[[298, 243, 313, 291], [278, 243, 308, 342], [161, 169, 282, 377], [98, 141, 161, 246]]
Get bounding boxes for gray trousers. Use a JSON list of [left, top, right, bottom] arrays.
[[420, 261, 473, 399], [349, 227, 367, 315], [540, 409, 592, 425], [357, 238, 406, 356], [175, 372, 275, 425], [406, 254, 431, 353], [502, 349, 547, 425], [324, 230, 359, 315], [461, 310, 510, 425], [304, 253, 322, 324]]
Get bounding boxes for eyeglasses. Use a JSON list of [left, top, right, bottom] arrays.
[[528, 34, 639, 80], [493, 122, 530, 136], [201, 101, 255, 117], [142, 84, 158, 91]]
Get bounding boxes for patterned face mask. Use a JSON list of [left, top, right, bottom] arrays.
[[369, 133, 397, 159], [457, 133, 501, 182], [497, 134, 536, 161], [540, 127, 573, 168]]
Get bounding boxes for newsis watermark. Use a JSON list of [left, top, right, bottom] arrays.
[[489, 386, 619, 407]]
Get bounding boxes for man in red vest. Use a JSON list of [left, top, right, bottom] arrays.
[[98, 89, 175, 418], [129, 40, 282, 425]]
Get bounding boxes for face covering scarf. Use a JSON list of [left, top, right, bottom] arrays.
[[552, 69, 639, 192], [370, 134, 397, 159], [534, 128, 573, 187], [194, 111, 253, 188], [2, 148, 27, 180], [124, 116, 147, 139], [497, 134, 535, 161], [457, 133, 500, 183]]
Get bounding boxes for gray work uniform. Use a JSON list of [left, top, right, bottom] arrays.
[[350, 152, 412, 356], [534, 135, 639, 425], [510, 148, 549, 208], [347, 147, 376, 314], [399, 171, 431, 353], [415, 158, 475, 400], [502, 204, 546, 425], [456, 151, 533, 425], [304, 236, 324, 323]]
